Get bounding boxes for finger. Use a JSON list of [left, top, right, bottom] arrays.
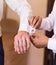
[[18, 37, 24, 54], [16, 44, 20, 54], [32, 16, 39, 27], [29, 16, 35, 26], [22, 36, 27, 53], [31, 33, 37, 37], [14, 41, 17, 52], [30, 36, 35, 43], [14, 38, 20, 54], [14, 37, 18, 52], [34, 18, 42, 29], [26, 36, 30, 50]]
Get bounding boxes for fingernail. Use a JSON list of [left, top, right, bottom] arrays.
[[18, 52, 20, 54]]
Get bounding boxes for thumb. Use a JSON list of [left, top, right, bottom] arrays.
[[30, 36, 35, 43], [31, 33, 37, 38]]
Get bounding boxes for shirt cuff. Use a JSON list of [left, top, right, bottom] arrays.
[[18, 16, 29, 32], [18, 24, 36, 34], [39, 19, 48, 30], [39, 19, 45, 29], [18, 23, 29, 33], [29, 26, 36, 34], [47, 38, 56, 53]]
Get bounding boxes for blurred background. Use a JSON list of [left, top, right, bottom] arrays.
[[1, 0, 54, 65]]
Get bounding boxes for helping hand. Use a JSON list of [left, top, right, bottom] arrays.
[[29, 16, 42, 29], [30, 33, 48, 48]]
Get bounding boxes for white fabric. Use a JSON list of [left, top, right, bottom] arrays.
[[0, 0, 3, 21], [40, 0, 56, 53], [0, 0, 35, 37], [5, 0, 35, 33], [0, 0, 3, 37]]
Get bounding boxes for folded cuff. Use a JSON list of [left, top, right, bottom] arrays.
[[47, 38, 56, 53]]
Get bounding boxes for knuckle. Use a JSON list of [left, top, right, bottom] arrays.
[[23, 43, 26, 46], [19, 44, 22, 48]]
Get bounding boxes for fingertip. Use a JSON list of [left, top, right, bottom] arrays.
[[23, 48, 26, 54], [14, 47, 17, 53], [28, 19, 30, 25], [27, 44, 30, 50], [18, 52, 20, 54], [14, 48, 16, 52], [31, 34, 36, 38]]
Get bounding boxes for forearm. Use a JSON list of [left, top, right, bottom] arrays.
[[5, 0, 34, 34], [18, 3, 33, 33], [40, 0, 56, 31], [40, 17, 54, 31]]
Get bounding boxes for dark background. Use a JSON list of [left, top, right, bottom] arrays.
[[44, 0, 54, 65]]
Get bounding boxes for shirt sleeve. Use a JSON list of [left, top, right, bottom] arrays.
[[40, 0, 56, 31], [5, 0, 33, 33], [47, 36, 56, 53]]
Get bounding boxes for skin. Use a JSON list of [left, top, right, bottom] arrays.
[[14, 16, 42, 54], [29, 16, 49, 48], [14, 16, 48, 54], [30, 33, 48, 48], [29, 16, 42, 29], [14, 31, 31, 54]]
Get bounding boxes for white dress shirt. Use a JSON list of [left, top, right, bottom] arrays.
[[0, 0, 35, 37], [40, 0, 56, 53]]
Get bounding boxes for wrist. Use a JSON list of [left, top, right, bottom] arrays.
[[18, 30, 29, 35]]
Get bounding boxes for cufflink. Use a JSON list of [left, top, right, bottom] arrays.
[[29, 26, 36, 35]]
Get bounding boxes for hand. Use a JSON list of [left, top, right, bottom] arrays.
[[14, 31, 31, 54], [29, 16, 42, 29], [30, 33, 49, 48]]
